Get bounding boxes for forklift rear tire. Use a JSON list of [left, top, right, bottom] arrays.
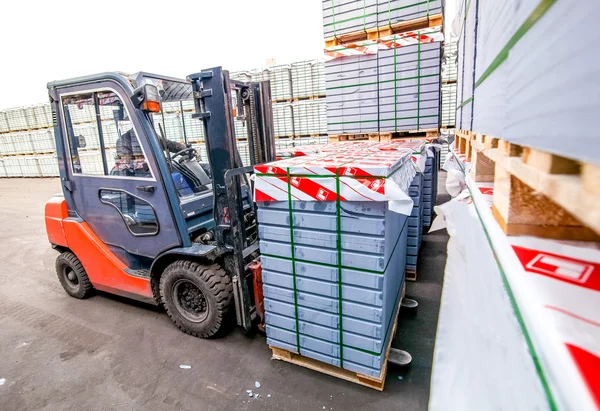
[[55, 252, 94, 299], [159, 260, 233, 338]]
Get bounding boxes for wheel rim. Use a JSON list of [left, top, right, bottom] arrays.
[[172, 279, 209, 323], [63, 267, 80, 291]]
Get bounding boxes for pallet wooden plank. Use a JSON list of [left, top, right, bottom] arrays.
[[521, 148, 580, 175], [324, 14, 443, 48]]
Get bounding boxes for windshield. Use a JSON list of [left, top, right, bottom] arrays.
[[134, 74, 251, 166]]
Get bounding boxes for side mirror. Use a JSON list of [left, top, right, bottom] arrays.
[[130, 84, 161, 113], [77, 135, 87, 148]]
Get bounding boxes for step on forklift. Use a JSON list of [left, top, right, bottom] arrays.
[[45, 68, 275, 337]]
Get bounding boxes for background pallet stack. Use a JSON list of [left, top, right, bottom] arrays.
[[432, 0, 600, 409], [0, 60, 330, 178], [440, 41, 457, 165], [323, 0, 444, 141]]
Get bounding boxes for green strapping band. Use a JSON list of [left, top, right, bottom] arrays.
[[394, 34, 398, 130], [417, 36, 422, 130], [455, 0, 557, 112], [362, 0, 367, 33], [464, 178, 558, 410], [455, 96, 474, 111], [286, 167, 301, 352], [474, 0, 557, 88], [331, 0, 337, 38], [335, 169, 344, 366]]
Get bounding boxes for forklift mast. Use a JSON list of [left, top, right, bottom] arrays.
[[189, 67, 275, 329]]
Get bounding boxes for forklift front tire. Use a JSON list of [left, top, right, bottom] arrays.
[[159, 260, 233, 338], [55, 252, 94, 299]]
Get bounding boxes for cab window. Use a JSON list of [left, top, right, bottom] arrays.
[[62, 91, 152, 178]]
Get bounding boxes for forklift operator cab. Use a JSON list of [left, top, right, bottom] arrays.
[[45, 69, 275, 338]]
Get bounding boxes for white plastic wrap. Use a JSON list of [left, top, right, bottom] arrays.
[[429, 191, 549, 410]]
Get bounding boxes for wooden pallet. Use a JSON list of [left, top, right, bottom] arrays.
[[276, 134, 328, 140], [405, 269, 417, 282], [270, 282, 406, 391], [464, 132, 600, 240], [0, 125, 54, 135], [377, 129, 439, 140], [328, 134, 369, 143], [325, 14, 443, 48], [273, 95, 326, 104], [329, 129, 439, 143]]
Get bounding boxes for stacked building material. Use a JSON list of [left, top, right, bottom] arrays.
[[456, 0, 599, 163], [271, 139, 439, 279], [322, 0, 444, 137], [407, 173, 423, 273], [255, 141, 416, 377], [0, 59, 330, 177], [326, 42, 442, 135], [322, 0, 443, 39], [441, 41, 457, 129], [422, 152, 436, 227], [230, 61, 328, 139]]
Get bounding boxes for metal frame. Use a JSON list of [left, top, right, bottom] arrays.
[[188, 67, 274, 330]]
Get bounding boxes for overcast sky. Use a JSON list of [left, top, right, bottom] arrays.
[[1, 0, 456, 110]]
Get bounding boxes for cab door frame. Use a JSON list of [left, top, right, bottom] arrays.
[[48, 74, 191, 261]]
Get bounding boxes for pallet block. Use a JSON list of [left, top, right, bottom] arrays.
[[492, 158, 600, 241]]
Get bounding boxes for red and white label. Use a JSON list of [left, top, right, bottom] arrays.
[[513, 245, 600, 292]]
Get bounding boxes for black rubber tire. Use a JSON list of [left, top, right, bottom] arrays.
[[159, 260, 233, 338], [55, 252, 94, 299]]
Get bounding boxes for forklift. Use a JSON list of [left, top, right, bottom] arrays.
[[44, 68, 275, 338]]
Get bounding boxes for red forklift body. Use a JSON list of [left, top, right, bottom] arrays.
[[45, 195, 153, 301]]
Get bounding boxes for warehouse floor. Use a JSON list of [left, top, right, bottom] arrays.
[[0, 176, 449, 411]]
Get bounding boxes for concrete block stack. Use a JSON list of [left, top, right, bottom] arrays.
[[255, 141, 417, 378], [456, 0, 600, 163], [323, 0, 444, 137]]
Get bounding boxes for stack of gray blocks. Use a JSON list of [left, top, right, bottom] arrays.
[[322, 0, 443, 39], [258, 200, 408, 377], [422, 147, 440, 228], [407, 173, 423, 272], [325, 42, 442, 135]]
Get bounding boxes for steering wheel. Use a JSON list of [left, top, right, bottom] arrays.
[[171, 147, 196, 161]]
